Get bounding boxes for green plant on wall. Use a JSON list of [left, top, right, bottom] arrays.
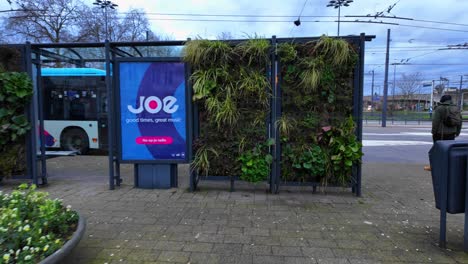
[[0, 70, 33, 179], [238, 139, 274, 183], [278, 42, 297, 64], [191, 66, 230, 101], [319, 117, 363, 187], [314, 35, 353, 66], [191, 143, 219, 176], [184, 39, 233, 67], [279, 35, 361, 187], [235, 37, 270, 66], [291, 145, 326, 182], [184, 37, 271, 178]]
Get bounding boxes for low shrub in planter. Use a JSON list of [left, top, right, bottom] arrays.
[[0, 184, 78, 264]]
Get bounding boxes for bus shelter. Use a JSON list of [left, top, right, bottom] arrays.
[[22, 40, 187, 189], [13, 34, 373, 193]]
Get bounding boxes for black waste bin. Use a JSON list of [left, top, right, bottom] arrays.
[[430, 140, 468, 214]]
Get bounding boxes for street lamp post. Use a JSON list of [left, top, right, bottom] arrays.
[[326, 0, 353, 36], [93, 0, 118, 41]]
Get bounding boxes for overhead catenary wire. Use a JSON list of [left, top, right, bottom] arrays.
[[121, 12, 468, 28], [7, 12, 468, 33]]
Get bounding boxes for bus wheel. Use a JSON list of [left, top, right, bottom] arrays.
[[61, 128, 89, 155]]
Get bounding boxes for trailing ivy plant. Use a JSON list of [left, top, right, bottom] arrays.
[[238, 139, 274, 183], [0, 70, 33, 179]]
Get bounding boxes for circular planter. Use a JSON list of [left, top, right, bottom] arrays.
[[39, 212, 86, 264]]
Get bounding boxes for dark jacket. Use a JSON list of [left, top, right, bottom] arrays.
[[431, 101, 462, 136]]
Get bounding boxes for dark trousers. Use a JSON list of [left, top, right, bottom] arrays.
[[432, 133, 456, 143]]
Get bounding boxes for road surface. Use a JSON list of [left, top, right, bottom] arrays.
[[363, 125, 468, 163]]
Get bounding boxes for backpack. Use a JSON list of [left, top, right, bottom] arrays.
[[444, 105, 462, 127]]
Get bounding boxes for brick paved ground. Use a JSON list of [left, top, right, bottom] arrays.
[[2, 156, 468, 264]]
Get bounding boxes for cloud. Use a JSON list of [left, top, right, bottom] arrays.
[[1, 0, 466, 96]]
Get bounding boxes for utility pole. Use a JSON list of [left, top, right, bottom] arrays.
[[459, 75, 464, 108], [371, 70, 375, 112], [431, 80, 434, 110], [392, 64, 396, 114], [382, 29, 390, 127]]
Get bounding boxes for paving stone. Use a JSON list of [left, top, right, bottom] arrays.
[[223, 234, 252, 244], [243, 227, 270, 236], [302, 247, 335, 258], [67, 246, 102, 260], [95, 248, 132, 260], [348, 259, 383, 264], [219, 254, 253, 264], [316, 257, 351, 264], [285, 256, 318, 264], [280, 236, 310, 247], [189, 252, 222, 264], [212, 243, 243, 255], [11, 158, 468, 264], [253, 255, 285, 264], [335, 240, 367, 249], [272, 245, 304, 256], [157, 250, 190, 263], [125, 249, 161, 262], [153, 241, 185, 251], [218, 226, 243, 235], [195, 233, 224, 243], [241, 244, 272, 255], [182, 242, 213, 252]]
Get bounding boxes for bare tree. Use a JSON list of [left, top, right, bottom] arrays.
[[4, 0, 86, 43], [74, 5, 105, 42], [3, 1, 159, 44], [117, 9, 152, 41], [396, 72, 423, 111], [75, 7, 155, 43]]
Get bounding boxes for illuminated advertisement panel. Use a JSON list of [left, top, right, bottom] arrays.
[[118, 61, 187, 162]]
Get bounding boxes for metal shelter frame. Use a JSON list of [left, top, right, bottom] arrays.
[[16, 34, 373, 193]]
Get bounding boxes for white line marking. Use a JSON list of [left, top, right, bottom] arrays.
[[363, 140, 432, 147], [363, 132, 468, 136]]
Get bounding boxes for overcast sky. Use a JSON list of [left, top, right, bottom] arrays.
[[2, 0, 468, 95]]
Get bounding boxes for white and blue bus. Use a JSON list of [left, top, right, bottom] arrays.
[[41, 68, 108, 154]]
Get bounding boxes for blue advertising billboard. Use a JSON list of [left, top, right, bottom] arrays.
[[118, 61, 188, 162]]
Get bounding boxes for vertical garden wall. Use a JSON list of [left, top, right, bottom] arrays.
[[185, 34, 370, 194], [0, 46, 33, 181], [277, 36, 362, 189], [184, 39, 273, 189]]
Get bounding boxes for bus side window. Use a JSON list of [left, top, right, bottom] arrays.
[[70, 98, 85, 120]]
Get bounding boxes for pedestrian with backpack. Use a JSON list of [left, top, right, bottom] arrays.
[[424, 95, 462, 171]]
